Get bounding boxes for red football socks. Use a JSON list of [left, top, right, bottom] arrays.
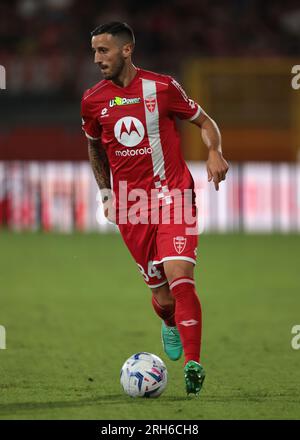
[[169, 277, 202, 365], [151, 294, 176, 327]]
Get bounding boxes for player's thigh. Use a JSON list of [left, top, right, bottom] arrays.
[[163, 259, 194, 284], [118, 222, 167, 288]]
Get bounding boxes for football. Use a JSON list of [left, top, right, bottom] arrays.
[[120, 352, 168, 398]]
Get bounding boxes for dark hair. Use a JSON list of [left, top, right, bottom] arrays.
[[91, 21, 135, 45]]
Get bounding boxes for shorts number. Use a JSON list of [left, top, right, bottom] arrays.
[[137, 261, 162, 282], [147, 261, 162, 279], [137, 264, 149, 282]]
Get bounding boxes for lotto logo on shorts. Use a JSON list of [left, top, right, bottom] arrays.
[[173, 236, 187, 254]]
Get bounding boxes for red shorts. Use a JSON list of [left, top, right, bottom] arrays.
[[118, 204, 198, 288]]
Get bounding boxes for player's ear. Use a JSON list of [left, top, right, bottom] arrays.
[[122, 42, 134, 58]]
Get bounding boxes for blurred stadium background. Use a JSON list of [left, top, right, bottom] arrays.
[[1, 0, 300, 232], [1, 0, 300, 420]]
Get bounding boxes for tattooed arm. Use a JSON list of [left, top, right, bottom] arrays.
[[88, 138, 111, 194], [87, 138, 115, 223]]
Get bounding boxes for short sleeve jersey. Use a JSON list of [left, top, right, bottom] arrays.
[[81, 68, 201, 208]]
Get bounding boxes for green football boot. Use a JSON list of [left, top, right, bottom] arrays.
[[161, 321, 183, 361], [184, 361, 206, 396]]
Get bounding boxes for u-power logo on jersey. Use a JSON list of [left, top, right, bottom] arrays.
[[109, 96, 141, 107]]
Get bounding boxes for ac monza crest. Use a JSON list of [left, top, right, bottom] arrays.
[[145, 97, 156, 113], [173, 236, 187, 254]]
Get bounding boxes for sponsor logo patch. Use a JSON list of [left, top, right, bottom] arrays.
[[115, 146, 153, 157], [114, 116, 145, 147], [109, 97, 141, 107]]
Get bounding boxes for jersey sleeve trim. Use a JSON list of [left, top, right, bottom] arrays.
[[188, 104, 202, 121], [83, 130, 101, 141]]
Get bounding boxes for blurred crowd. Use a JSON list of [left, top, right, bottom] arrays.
[[1, 0, 300, 96]]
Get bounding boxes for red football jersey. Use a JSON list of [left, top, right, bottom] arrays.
[[81, 68, 201, 214]]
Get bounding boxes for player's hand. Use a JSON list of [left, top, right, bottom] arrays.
[[206, 150, 229, 191], [103, 198, 116, 224]]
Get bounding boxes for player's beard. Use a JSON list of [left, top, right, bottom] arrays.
[[101, 56, 125, 81]]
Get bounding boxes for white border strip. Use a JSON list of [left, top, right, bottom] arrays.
[[84, 131, 100, 141], [83, 81, 108, 100], [153, 256, 196, 265], [170, 278, 195, 290], [142, 79, 166, 180], [189, 104, 202, 121]]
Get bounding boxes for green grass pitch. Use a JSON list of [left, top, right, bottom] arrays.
[[0, 231, 300, 420]]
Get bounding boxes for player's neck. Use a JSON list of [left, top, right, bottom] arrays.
[[111, 63, 138, 88]]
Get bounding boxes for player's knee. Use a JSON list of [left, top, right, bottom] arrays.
[[151, 287, 160, 296], [151, 284, 173, 306]]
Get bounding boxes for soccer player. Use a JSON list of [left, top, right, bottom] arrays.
[[81, 22, 229, 395]]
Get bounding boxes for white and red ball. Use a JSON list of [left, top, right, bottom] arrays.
[[120, 352, 167, 398]]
